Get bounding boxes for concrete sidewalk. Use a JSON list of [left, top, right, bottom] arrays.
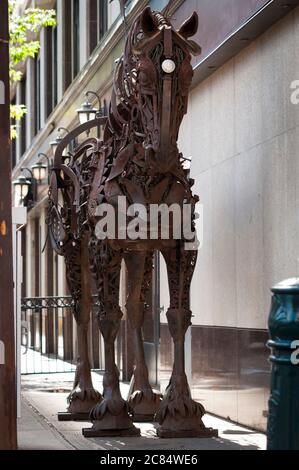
[[18, 373, 267, 451], [18, 399, 74, 450]]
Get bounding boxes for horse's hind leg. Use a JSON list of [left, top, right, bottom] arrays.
[[124, 251, 162, 422], [60, 234, 101, 420], [83, 241, 139, 437]]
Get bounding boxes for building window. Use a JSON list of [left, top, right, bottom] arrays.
[[99, 0, 108, 41], [44, 23, 58, 117], [72, 0, 80, 79], [89, 0, 109, 54], [89, 0, 98, 53]]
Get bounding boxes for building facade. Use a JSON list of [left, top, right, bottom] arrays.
[[12, 0, 299, 432]]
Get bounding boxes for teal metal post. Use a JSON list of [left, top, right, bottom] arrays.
[[267, 279, 299, 450]]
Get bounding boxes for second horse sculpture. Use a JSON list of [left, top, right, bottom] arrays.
[[48, 7, 216, 438]]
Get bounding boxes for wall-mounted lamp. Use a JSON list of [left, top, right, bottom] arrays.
[[50, 134, 63, 159], [77, 91, 103, 125], [13, 168, 37, 209], [50, 128, 71, 159], [32, 162, 47, 183], [12, 174, 32, 208], [32, 153, 52, 184], [77, 91, 107, 138], [76, 101, 98, 125]]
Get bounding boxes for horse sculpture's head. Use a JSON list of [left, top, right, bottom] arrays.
[[119, 7, 201, 173]]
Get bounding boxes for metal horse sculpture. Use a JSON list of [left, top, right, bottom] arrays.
[[48, 7, 216, 438]]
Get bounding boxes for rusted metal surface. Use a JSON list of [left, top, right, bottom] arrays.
[[0, 0, 17, 450], [48, 7, 216, 438]]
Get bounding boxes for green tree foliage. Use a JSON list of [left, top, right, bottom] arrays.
[[9, 0, 56, 138]]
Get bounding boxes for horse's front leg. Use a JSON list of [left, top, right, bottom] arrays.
[[83, 242, 139, 437], [124, 251, 162, 422], [157, 244, 217, 438], [61, 235, 102, 420]]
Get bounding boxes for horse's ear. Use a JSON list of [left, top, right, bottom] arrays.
[[140, 6, 158, 37], [186, 40, 202, 56], [178, 11, 198, 39]]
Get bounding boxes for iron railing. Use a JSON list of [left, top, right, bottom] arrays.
[[21, 296, 103, 375]]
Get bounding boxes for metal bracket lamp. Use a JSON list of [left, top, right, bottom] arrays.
[[50, 128, 73, 165], [77, 91, 106, 137], [31, 153, 51, 184], [13, 168, 36, 208], [12, 174, 32, 208]]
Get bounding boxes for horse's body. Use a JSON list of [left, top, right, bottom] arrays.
[[48, 7, 215, 438]]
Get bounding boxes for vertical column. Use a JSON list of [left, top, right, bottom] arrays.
[[53, 251, 58, 355], [26, 219, 34, 298], [34, 218, 40, 350], [56, 0, 64, 102], [79, 0, 88, 69], [46, 237, 55, 355], [39, 211, 46, 300], [40, 210, 46, 354], [39, 28, 50, 126], [39, 28, 46, 127], [59, 252, 72, 361], [27, 220, 32, 349], [40, 211, 46, 298], [0, 0, 17, 450], [15, 82, 22, 163], [28, 218, 36, 348]]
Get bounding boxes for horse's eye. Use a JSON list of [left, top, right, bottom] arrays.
[[162, 59, 176, 74]]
